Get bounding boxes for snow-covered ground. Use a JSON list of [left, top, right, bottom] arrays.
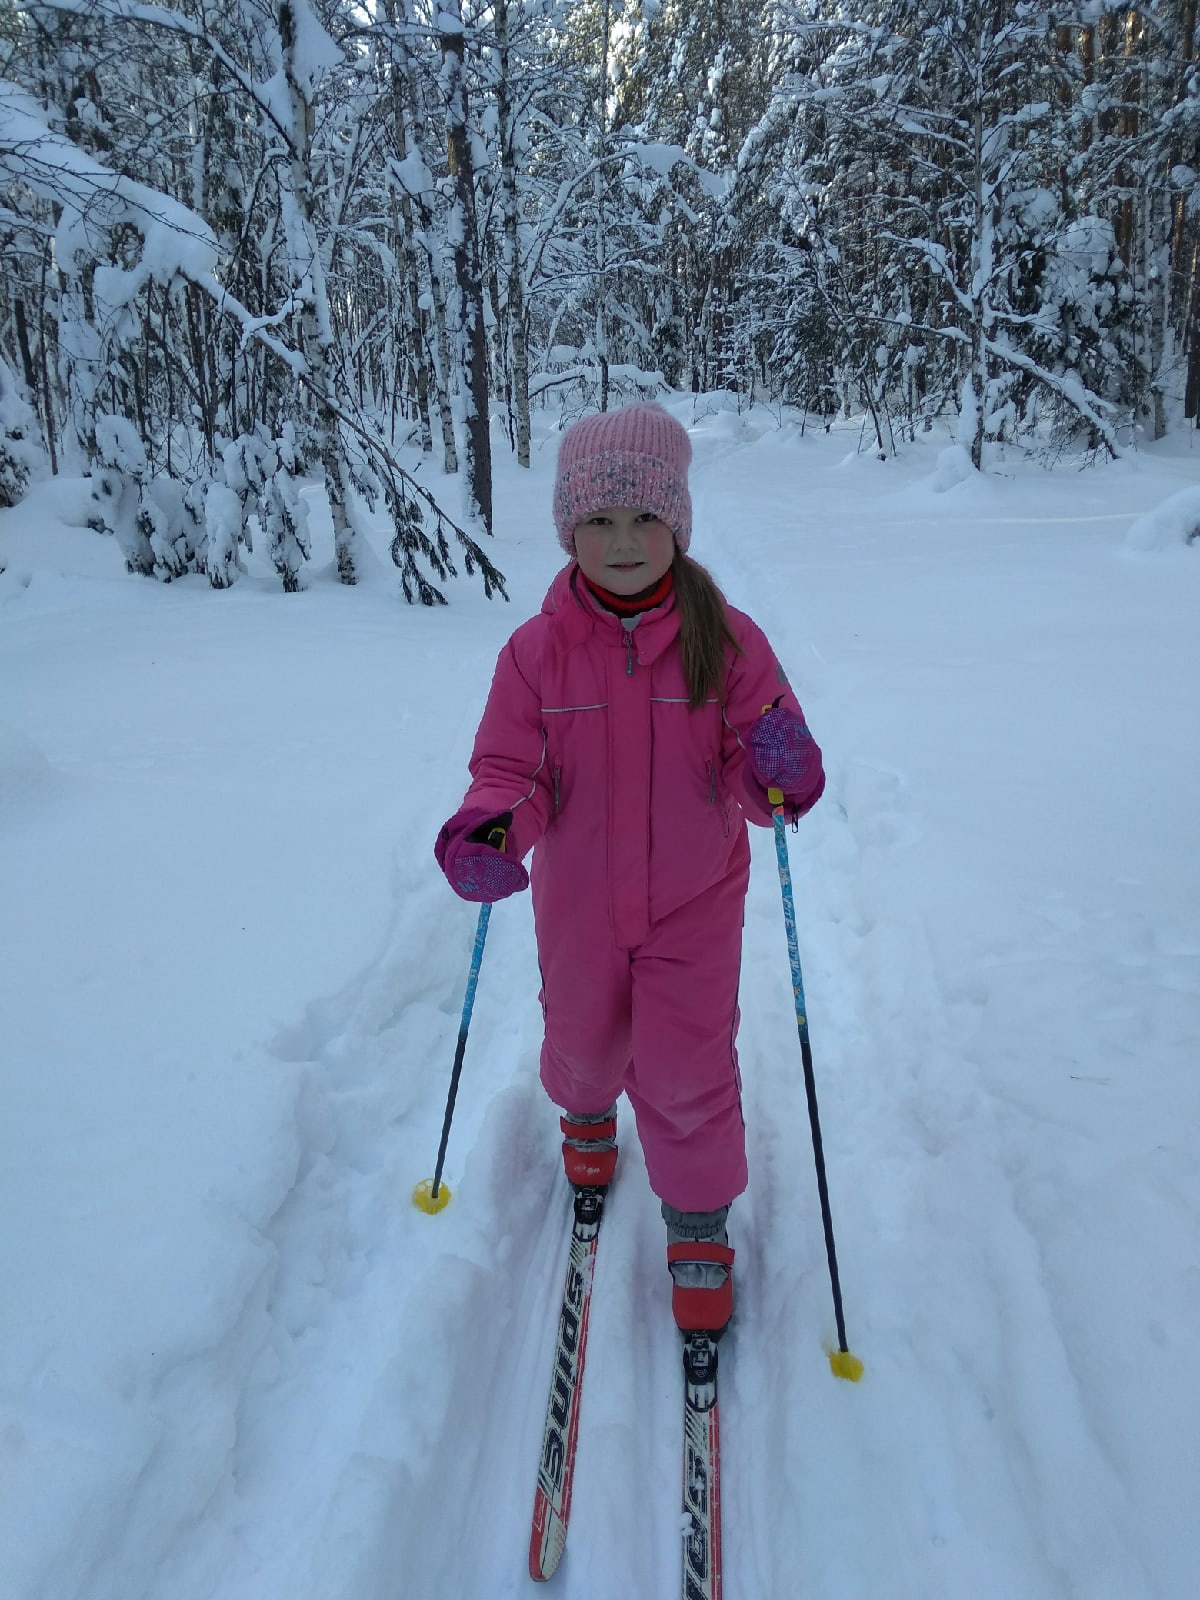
[[3, 407, 1199, 1600]]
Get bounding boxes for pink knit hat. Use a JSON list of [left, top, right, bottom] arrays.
[[553, 403, 693, 555]]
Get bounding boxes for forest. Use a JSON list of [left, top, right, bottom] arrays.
[[1, 1, 1198, 595]]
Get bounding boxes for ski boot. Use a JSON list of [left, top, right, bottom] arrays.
[[560, 1105, 618, 1192], [664, 1203, 735, 1336]]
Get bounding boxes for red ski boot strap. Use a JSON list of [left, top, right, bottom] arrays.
[[560, 1114, 617, 1144], [670, 1243, 735, 1333], [667, 1241, 736, 1269]]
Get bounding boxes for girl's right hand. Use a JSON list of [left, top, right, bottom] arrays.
[[435, 807, 530, 903]]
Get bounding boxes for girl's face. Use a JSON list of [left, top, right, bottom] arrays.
[[573, 507, 676, 595]]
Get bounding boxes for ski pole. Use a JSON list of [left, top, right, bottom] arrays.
[[767, 779, 864, 1381], [412, 899, 494, 1215]]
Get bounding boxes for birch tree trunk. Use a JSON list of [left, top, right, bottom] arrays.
[[595, 0, 612, 412], [1144, 183, 1171, 441], [397, 0, 459, 472], [960, 50, 991, 473], [1185, 238, 1200, 421], [278, 0, 360, 583], [1167, 0, 1198, 433], [494, 0, 531, 467], [439, 0, 493, 534], [381, 0, 433, 452]]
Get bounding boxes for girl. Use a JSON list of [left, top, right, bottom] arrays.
[[435, 403, 823, 1334]]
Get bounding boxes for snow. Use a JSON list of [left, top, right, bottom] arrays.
[[390, 150, 435, 201], [3, 411, 1200, 1598], [1125, 483, 1200, 551], [630, 139, 729, 199], [281, 0, 345, 95], [93, 414, 147, 476], [931, 442, 974, 491]]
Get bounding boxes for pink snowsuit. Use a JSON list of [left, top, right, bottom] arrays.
[[458, 563, 824, 1211]]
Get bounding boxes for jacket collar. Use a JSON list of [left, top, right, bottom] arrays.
[[542, 562, 681, 666]]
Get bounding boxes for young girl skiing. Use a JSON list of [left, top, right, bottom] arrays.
[[435, 403, 824, 1334]]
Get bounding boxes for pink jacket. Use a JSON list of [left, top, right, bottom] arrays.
[[461, 564, 824, 950]]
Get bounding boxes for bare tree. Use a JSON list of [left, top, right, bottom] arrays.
[[438, 0, 492, 533]]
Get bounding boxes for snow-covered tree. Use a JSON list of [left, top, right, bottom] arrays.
[[743, 2, 1143, 462], [4, 0, 1200, 544], [0, 356, 41, 506], [0, 2, 504, 598]]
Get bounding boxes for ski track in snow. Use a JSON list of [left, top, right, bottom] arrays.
[[4, 414, 1199, 1600], [143, 875, 564, 1600], [693, 426, 1193, 1600]]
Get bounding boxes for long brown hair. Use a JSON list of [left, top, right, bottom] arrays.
[[673, 551, 743, 708]]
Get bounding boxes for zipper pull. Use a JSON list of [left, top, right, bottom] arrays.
[[623, 621, 636, 676]]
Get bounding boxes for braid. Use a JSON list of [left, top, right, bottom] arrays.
[[672, 551, 743, 709]]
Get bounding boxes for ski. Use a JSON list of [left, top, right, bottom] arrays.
[[528, 1188, 605, 1582], [681, 1333, 723, 1600]]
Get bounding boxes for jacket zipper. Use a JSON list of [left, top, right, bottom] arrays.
[[552, 765, 562, 812], [622, 620, 636, 676]]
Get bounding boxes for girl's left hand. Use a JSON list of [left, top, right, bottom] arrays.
[[748, 707, 820, 793]]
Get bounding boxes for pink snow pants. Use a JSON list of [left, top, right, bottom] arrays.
[[536, 859, 750, 1213]]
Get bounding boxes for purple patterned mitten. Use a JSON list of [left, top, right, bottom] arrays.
[[435, 807, 529, 904], [748, 708, 819, 793]]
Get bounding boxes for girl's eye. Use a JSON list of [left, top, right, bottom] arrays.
[[635, 512, 658, 524]]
